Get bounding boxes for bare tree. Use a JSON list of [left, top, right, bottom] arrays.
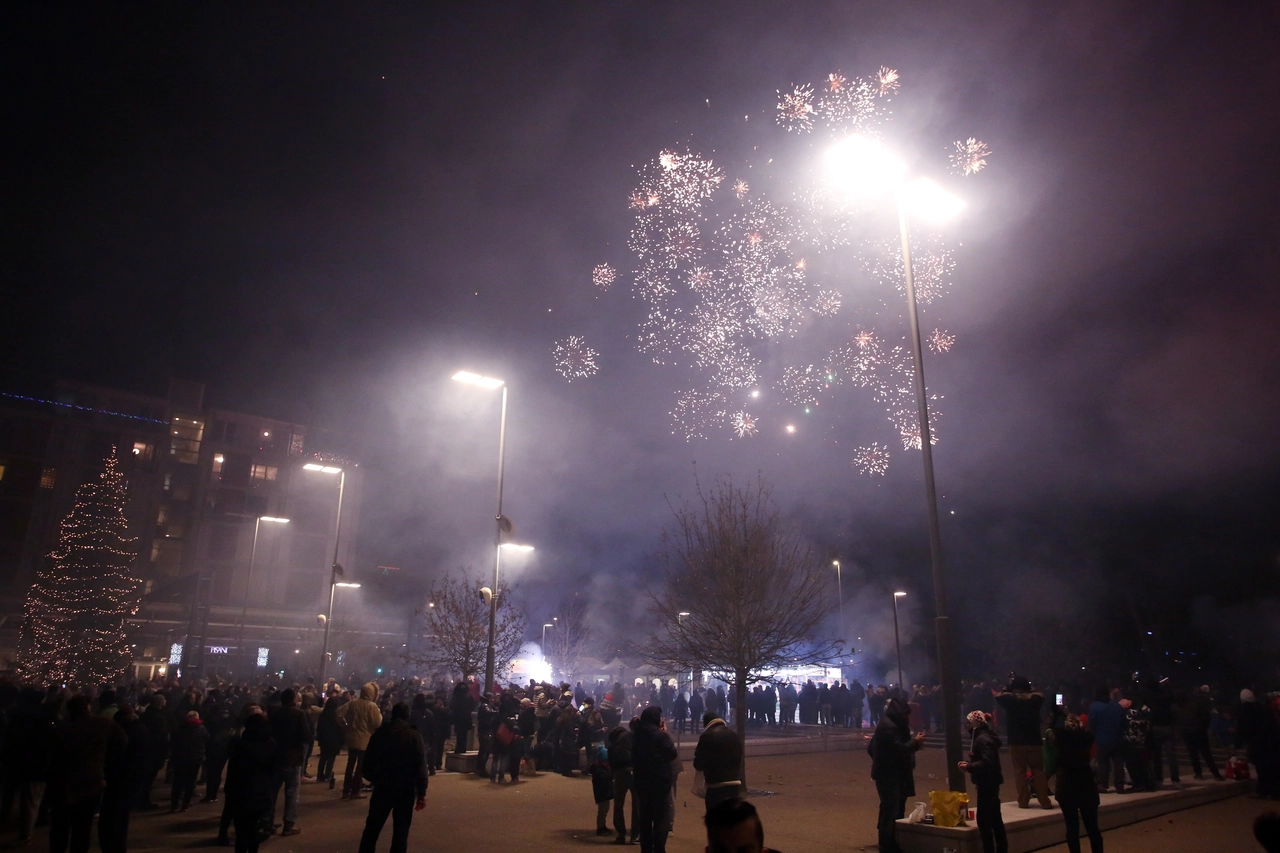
[[548, 594, 594, 685], [642, 475, 842, 780], [404, 569, 526, 682]]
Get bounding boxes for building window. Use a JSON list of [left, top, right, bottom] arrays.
[[250, 464, 278, 481], [131, 441, 154, 463], [156, 504, 168, 525], [212, 454, 224, 475], [169, 416, 204, 464], [39, 468, 56, 489]]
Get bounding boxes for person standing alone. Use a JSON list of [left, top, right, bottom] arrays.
[[358, 703, 427, 853], [959, 711, 1007, 853]]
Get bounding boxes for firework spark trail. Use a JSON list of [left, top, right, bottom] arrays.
[[729, 410, 759, 438], [592, 263, 616, 291], [571, 66, 985, 449], [552, 336, 600, 381]]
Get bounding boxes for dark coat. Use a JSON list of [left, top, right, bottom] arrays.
[[170, 717, 209, 765], [4, 695, 55, 783], [607, 726, 633, 770], [965, 727, 1004, 788], [631, 718, 677, 799], [268, 705, 310, 767], [995, 690, 1045, 746], [869, 709, 921, 784], [316, 699, 346, 753], [1053, 724, 1099, 808], [693, 719, 742, 786], [52, 714, 127, 804], [141, 705, 172, 765], [450, 685, 475, 728], [226, 718, 277, 813], [363, 718, 428, 799]]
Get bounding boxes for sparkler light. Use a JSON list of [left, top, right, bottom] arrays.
[[552, 335, 600, 381]]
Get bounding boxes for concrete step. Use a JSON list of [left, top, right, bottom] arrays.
[[895, 776, 1250, 853]]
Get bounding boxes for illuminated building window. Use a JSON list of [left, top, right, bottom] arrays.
[[132, 441, 154, 462], [169, 416, 204, 464], [40, 468, 56, 489], [156, 504, 168, 525], [212, 454, 224, 474], [250, 464, 278, 481]]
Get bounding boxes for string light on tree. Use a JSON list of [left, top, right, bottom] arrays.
[[20, 451, 141, 685]]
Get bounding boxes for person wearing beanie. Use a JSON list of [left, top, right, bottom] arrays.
[[169, 710, 208, 813], [1052, 713, 1104, 853], [869, 695, 925, 853], [959, 711, 1007, 853], [996, 675, 1052, 809], [694, 711, 743, 813]]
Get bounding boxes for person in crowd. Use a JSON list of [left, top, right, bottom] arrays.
[[704, 798, 782, 853], [267, 688, 308, 836], [1140, 677, 1180, 789], [608, 719, 639, 845], [869, 694, 925, 853], [1180, 685, 1222, 781], [339, 682, 383, 800], [1052, 711, 1104, 853], [867, 685, 886, 728], [557, 700, 581, 777], [429, 694, 451, 775], [408, 694, 437, 774], [958, 710, 1007, 853], [632, 706, 678, 853], [169, 710, 209, 813], [849, 680, 866, 729], [1087, 686, 1129, 793], [138, 693, 171, 810], [5, 687, 54, 845], [589, 744, 614, 836], [1120, 697, 1153, 791], [1238, 689, 1280, 799], [1255, 811, 1280, 853], [102, 704, 146, 853], [202, 690, 233, 803], [316, 696, 346, 786], [450, 681, 474, 755], [48, 695, 127, 853], [695, 710, 744, 813], [358, 702, 427, 853], [996, 676, 1052, 809], [673, 691, 689, 734], [225, 706, 277, 853]]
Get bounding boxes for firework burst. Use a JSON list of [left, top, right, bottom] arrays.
[[729, 410, 759, 438], [776, 84, 816, 133], [928, 328, 955, 354], [670, 389, 727, 441], [877, 66, 900, 95], [592, 263, 616, 291], [812, 289, 842, 316], [950, 137, 991, 176], [852, 443, 891, 476], [552, 336, 600, 381], [733, 179, 749, 199]]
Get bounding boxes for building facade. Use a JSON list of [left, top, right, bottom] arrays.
[[0, 376, 361, 681]]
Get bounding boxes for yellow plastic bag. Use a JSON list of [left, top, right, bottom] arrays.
[[928, 790, 971, 827]]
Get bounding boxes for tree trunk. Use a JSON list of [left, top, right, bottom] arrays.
[[735, 670, 748, 790]]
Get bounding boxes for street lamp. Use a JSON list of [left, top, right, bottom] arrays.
[[305, 462, 348, 684], [236, 516, 289, 677], [542, 622, 555, 649], [828, 135, 965, 793], [832, 560, 845, 629], [892, 592, 907, 692], [453, 369, 513, 695]]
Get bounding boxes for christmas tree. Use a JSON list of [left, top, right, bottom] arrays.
[[21, 451, 141, 685]]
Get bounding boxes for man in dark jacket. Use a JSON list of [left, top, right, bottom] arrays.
[[138, 694, 171, 809], [694, 712, 743, 813], [49, 695, 127, 853], [226, 709, 277, 853], [869, 696, 925, 853], [995, 676, 1051, 809], [631, 707, 677, 853], [959, 711, 1007, 853], [5, 688, 54, 844], [102, 705, 147, 853], [169, 710, 209, 812], [608, 723, 638, 845], [268, 688, 309, 836], [449, 682, 474, 754], [359, 703, 428, 853]]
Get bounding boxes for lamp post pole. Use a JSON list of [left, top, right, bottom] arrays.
[[484, 385, 509, 696], [318, 468, 346, 685], [892, 592, 907, 691], [237, 517, 263, 679], [896, 200, 964, 792]]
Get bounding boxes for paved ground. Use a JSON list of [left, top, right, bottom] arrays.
[[16, 747, 1266, 852]]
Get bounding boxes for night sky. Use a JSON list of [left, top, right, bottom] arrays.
[[6, 3, 1280, 683]]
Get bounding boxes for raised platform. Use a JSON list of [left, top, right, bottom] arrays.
[[444, 752, 479, 774], [895, 777, 1250, 853]]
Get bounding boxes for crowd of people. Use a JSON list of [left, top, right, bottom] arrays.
[[0, 670, 1275, 853]]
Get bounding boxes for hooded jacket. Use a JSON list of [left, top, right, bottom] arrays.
[[631, 709, 677, 798], [339, 682, 383, 751], [995, 685, 1045, 746], [363, 717, 428, 799], [869, 700, 921, 782], [965, 725, 1004, 788], [693, 718, 742, 788]]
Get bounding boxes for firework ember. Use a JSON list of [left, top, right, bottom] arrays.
[[776, 84, 816, 133], [552, 335, 600, 381], [852, 443, 891, 476], [592, 263, 616, 291], [950, 137, 991, 176]]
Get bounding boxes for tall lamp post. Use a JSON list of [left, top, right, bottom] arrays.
[[452, 370, 509, 695], [832, 560, 845, 630], [236, 515, 289, 678], [305, 462, 348, 684], [892, 591, 907, 691], [827, 135, 967, 793]]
